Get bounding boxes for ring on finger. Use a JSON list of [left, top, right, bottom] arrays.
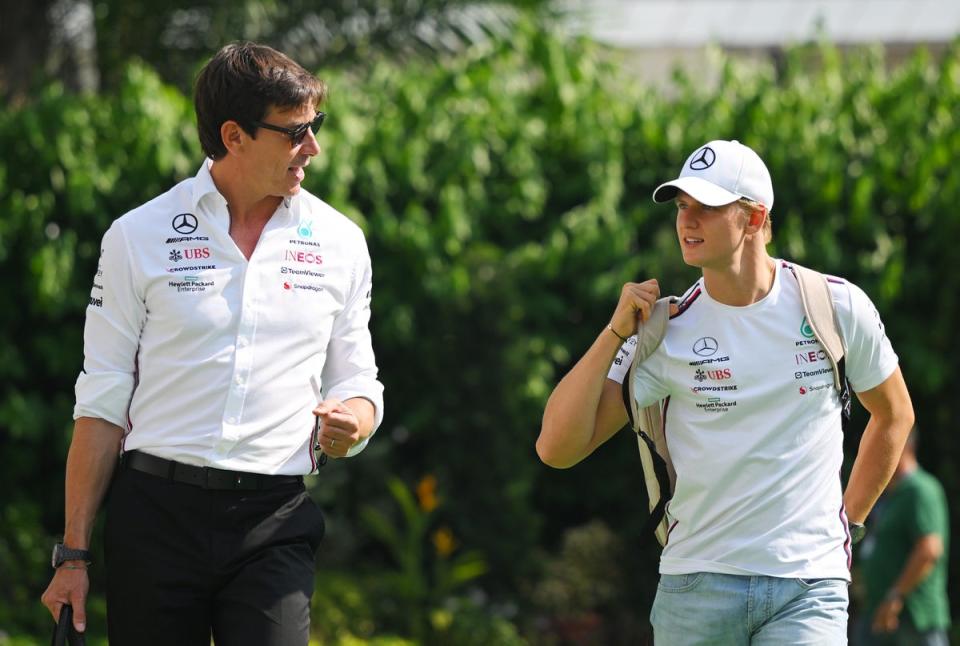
[[330, 438, 336, 448]]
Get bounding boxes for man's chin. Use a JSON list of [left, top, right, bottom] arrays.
[[679, 251, 704, 269]]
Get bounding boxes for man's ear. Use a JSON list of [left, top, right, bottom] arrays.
[[220, 120, 246, 156], [746, 204, 768, 236]]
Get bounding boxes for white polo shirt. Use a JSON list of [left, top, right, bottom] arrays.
[[608, 261, 898, 580], [74, 161, 384, 475]]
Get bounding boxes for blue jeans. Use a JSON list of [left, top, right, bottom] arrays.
[[651, 572, 849, 645]]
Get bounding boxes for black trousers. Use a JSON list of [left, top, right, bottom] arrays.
[[104, 463, 325, 646]]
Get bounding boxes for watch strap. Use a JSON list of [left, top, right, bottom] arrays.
[[54, 543, 92, 567], [849, 522, 867, 545]]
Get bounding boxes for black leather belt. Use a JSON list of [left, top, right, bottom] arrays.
[[122, 450, 302, 491]]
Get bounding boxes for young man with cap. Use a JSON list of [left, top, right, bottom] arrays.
[[537, 140, 914, 643], [41, 42, 384, 645]]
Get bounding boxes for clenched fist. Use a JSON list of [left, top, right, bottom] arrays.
[[609, 279, 660, 339]]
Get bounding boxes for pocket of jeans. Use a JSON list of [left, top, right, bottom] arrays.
[[657, 573, 705, 593], [795, 577, 846, 590]]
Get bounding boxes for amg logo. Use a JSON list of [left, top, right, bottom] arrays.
[[689, 356, 730, 366]]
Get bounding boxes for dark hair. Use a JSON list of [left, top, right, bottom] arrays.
[[194, 42, 326, 160]]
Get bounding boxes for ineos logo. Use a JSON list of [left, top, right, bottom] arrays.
[[689, 146, 716, 171], [692, 336, 719, 356], [172, 213, 198, 235]]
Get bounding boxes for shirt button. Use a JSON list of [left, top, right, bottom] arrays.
[[235, 375, 244, 385], [238, 337, 248, 347], [227, 417, 237, 424]]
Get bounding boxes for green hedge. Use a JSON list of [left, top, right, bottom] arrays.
[[2, 21, 958, 642]]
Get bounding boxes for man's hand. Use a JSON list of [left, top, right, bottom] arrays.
[[41, 565, 89, 633], [313, 399, 362, 458], [872, 595, 903, 634], [609, 279, 660, 339]]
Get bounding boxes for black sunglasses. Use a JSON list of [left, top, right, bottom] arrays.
[[252, 111, 326, 145]]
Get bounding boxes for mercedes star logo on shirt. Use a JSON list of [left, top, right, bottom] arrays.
[[172, 213, 199, 234], [689, 146, 716, 171], [692, 336, 719, 356]]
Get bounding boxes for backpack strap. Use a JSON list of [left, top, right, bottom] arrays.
[[622, 297, 677, 546], [787, 262, 852, 420]]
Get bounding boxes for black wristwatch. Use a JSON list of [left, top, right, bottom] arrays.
[[52, 543, 93, 568], [849, 522, 867, 545]]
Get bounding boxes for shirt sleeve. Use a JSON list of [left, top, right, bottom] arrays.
[[606, 335, 637, 384], [321, 234, 384, 456], [908, 477, 949, 542], [834, 281, 899, 393], [605, 334, 669, 408], [74, 221, 146, 428]]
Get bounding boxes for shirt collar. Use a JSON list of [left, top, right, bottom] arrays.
[[190, 159, 225, 209], [192, 159, 296, 218]]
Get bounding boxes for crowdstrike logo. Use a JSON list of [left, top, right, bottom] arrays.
[[689, 146, 716, 171]]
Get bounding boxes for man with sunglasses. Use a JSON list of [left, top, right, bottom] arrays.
[[41, 42, 384, 645]]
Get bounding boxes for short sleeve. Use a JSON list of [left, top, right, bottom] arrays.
[[834, 281, 899, 393], [606, 335, 637, 384], [605, 334, 668, 408], [909, 477, 949, 542]]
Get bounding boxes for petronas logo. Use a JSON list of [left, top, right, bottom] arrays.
[[800, 316, 814, 338]]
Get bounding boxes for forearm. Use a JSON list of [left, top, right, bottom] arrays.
[[537, 326, 624, 467], [891, 553, 937, 598], [844, 417, 913, 523], [63, 417, 124, 549], [844, 368, 914, 523], [844, 419, 911, 523]]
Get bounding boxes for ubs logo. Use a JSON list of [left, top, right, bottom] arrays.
[[172, 213, 198, 235], [692, 336, 719, 356], [689, 146, 716, 171]]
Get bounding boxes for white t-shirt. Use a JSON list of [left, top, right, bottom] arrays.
[[74, 161, 384, 475], [607, 260, 898, 580]]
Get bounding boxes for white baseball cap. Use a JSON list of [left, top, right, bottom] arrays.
[[652, 140, 774, 210]]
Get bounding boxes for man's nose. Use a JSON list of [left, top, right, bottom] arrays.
[[300, 128, 321, 155], [678, 208, 699, 227]]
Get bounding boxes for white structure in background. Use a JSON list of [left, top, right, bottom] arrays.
[[561, 0, 960, 86]]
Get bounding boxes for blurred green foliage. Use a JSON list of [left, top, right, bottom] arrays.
[[2, 18, 959, 644]]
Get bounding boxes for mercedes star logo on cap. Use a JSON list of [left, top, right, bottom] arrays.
[[692, 336, 719, 356], [689, 146, 716, 171], [172, 213, 198, 235]]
